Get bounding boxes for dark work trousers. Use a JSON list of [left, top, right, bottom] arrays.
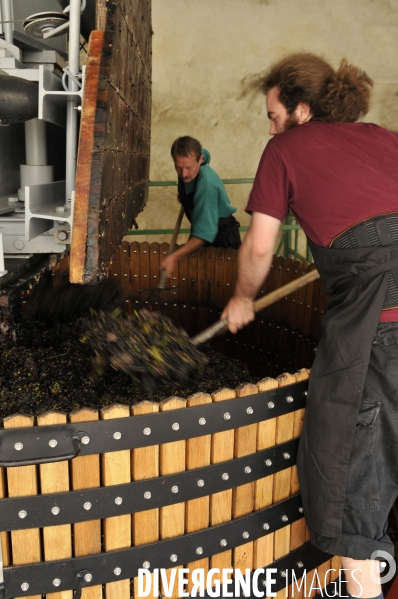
[[310, 322, 398, 559]]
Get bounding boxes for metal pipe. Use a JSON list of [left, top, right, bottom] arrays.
[[0, 0, 13, 45], [65, 0, 81, 202], [25, 119, 47, 166]]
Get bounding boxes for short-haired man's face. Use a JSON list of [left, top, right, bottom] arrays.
[[173, 153, 203, 183], [266, 86, 310, 135]]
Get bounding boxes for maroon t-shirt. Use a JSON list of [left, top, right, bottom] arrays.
[[247, 121, 398, 320]]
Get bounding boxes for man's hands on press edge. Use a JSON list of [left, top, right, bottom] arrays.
[[221, 296, 255, 334]]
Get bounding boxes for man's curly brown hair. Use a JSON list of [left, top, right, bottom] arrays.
[[245, 53, 373, 122]]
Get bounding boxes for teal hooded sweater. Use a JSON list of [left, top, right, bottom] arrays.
[[178, 149, 237, 243]]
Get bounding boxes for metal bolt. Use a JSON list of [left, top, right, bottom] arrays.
[[304, 391, 308, 396], [220, 539, 227, 547], [283, 452, 290, 460], [282, 515, 289, 522], [114, 568, 121, 576], [171, 486, 179, 493], [281, 571, 287, 578], [143, 561, 150, 569], [224, 412, 231, 420], [286, 395, 294, 403], [143, 428, 151, 435], [172, 423, 180, 431], [83, 502, 92, 510], [115, 497, 123, 505], [84, 573, 92, 582], [262, 580, 267, 588], [144, 492, 151, 499], [263, 523, 270, 530], [244, 466, 251, 474], [197, 479, 204, 487], [21, 583, 29, 591], [18, 510, 27, 519], [196, 547, 203, 555], [51, 507, 60, 515], [268, 402, 275, 409], [53, 579, 61, 587], [299, 507, 304, 513], [14, 442, 23, 451], [246, 407, 253, 415], [297, 561, 304, 568], [113, 432, 121, 440], [242, 532, 249, 539], [81, 436, 90, 445], [49, 439, 58, 448], [170, 554, 177, 562], [199, 418, 206, 425], [222, 473, 229, 480], [265, 459, 272, 466]]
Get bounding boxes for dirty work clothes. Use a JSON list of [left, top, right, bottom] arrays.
[[298, 239, 398, 558], [178, 148, 239, 246]]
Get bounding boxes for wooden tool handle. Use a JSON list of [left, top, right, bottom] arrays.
[[191, 268, 320, 346], [159, 204, 185, 289]]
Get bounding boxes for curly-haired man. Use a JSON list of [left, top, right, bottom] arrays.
[[222, 53, 398, 599]]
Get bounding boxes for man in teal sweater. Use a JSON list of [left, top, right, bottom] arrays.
[[160, 136, 241, 278]]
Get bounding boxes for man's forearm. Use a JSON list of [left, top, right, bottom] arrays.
[[171, 236, 204, 260]]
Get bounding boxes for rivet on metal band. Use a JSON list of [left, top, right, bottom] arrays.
[[14, 442, 23, 451], [143, 428, 151, 436], [246, 407, 253, 415], [53, 579, 61, 587], [51, 506, 60, 515], [223, 412, 231, 420], [286, 395, 294, 403], [81, 436, 90, 445], [114, 568, 121, 576], [268, 402, 275, 409], [199, 418, 206, 425], [144, 492, 151, 499], [84, 573, 93, 583], [196, 547, 203, 555], [49, 439, 58, 448], [265, 459, 272, 466], [83, 502, 92, 511], [18, 510, 27, 519], [220, 539, 227, 547], [172, 423, 180, 431], [171, 486, 179, 494], [244, 466, 251, 474], [143, 561, 150, 569], [170, 554, 178, 562], [113, 432, 122, 440], [115, 497, 123, 505], [21, 583, 29, 591], [222, 473, 229, 480], [197, 479, 204, 487]]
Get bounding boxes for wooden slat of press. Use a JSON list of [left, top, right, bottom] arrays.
[[185, 392, 212, 595], [233, 383, 258, 575], [254, 377, 278, 570], [159, 242, 171, 304], [210, 388, 235, 578], [69, 31, 103, 283], [132, 401, 159, 599], [101, 404, 131, 599], [139, 242, 151, 302], [0, 467, 10, 568], [4, 414, 41, 599], [279, 258, 294, 324], [197, 247, 208, 305], [37, 411, 72, 599], [159, 397, 186, 599], [222, 248, 235, 307], [290, 369, 309, 552], [273, 256, 286, 323], [205, 247, 216, 306], [187, 249, 198, 306], [119, 241, 131, 299], [178, 252, 189, 304], [129, 241, 141, 295], [273, 373, 296, 564], [70, 409, 102, 599], [213, 247, 225, 310], [149, 242, 161, 293]]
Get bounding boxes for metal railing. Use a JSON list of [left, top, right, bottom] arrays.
[[126, 179, 313, 262]]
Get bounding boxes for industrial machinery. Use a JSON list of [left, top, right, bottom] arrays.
[[0, 0, 93, 276]]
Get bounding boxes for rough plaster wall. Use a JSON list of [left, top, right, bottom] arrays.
[[134, 0, 398, 243]]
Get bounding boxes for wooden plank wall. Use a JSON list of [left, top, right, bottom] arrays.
[[70, 0, 151, 283], [0, 370, 335, 599]]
